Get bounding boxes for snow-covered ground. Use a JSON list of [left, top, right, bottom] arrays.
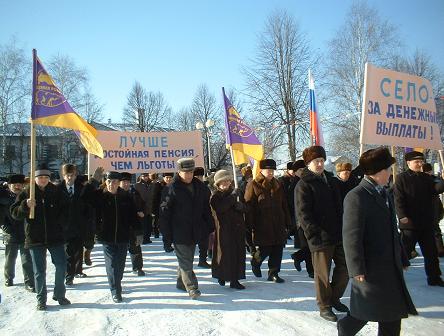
[[0, 234, 443, 336]]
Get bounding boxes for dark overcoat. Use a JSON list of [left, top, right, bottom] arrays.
[[394, 169, 444, 230], [57, 180, 94, 240], [210, 188, 246, 281], [295, 169, 343, 252], [89, 187, 141, 244], [343, 178, 417, 322], [0, 187, 25, 245], [158, 176, 214, 245], [244, 174, 290, 246], [11, 183, 65, 249]]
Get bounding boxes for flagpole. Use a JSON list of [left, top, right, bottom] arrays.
[[29, 49, 37, 219], [229, 146, 239, 190], [359, 63, 370, 156]]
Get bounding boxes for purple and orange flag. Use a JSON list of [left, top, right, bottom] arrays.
[[32, 52, 104, 158], [309, 69, 324, 147], [223, 87, 264, 165]]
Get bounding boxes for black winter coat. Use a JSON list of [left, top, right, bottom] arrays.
[[295, 168, 343, 252], [89, 187, 141, 244], [57, 180, 94, 240], [159, 176, 214, 245], [0, 187, 25, 245], [343, 178, 417, 321], [210, 188, 246, 281], [11, 183, 66, 249], [394, 169, 444, 230]]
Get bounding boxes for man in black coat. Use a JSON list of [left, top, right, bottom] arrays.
[[295, 146, 349, 322], [159, 158, 214, 299], [1, 174, 34, 291], [290, 160, 314, 277], [339, 147, 417, 336], [394, 151, 444, 286], [11, 163, 71, 310], [87, 170, 142, 303], [58, 164, 93, 285], [119, 172, 146, 276]]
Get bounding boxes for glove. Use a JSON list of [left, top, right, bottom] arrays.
[[135, 235, 144, 246]]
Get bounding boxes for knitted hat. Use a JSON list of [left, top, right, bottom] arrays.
[[7, 174, 25, 184], [120, 172, 132, 181], [163, 172, 174, 177], [177, 158, 195, 172], [293, 159, 306, 170], [259, 159, 276, 170], [194, 167, 205, 177], [286, 161, 294, 170], [336, 162, 352, 173], [302, 146, 326, 165], [405, 151, 424, 162], [359, 147, 396, 175], [105, 171, 121, 180], [35, 163, 51, 177], [62, 163, 76, 175], [214, 170, 232, 186]]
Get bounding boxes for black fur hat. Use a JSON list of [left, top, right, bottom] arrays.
[[302, 146, 326, 165], [259, 159, 276, 170], [7, 174, 25, 184], [405, 151, 424, 162], [105, 171, 121, 180], [292, 159, 306, 170], [120, 172, 132, 181], [359, 147, 396, 175], [193, 167, 205, 177]]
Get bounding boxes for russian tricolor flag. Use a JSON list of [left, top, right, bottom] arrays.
[[309, 69, 324, 147]]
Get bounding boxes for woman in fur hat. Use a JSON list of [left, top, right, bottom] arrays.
[[210, 170, 246, 289]]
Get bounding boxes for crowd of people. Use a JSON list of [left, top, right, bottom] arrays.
[[1, 145, 444, 336]]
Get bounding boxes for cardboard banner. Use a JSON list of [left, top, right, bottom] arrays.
[[88, 130, 205, 174], [360, 63, 442, 150]]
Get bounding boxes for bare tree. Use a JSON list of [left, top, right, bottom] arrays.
[[173, 106, 195, 131], [77, 89, 104, 123], [0, 38, 31, 164], [122, 81, 171, 131], [243, 10, 314, 160], [47, 54, 88, 109], [324, 0, 400, 161]]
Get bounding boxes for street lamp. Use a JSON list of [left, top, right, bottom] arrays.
[[196, 119, 214, 171]]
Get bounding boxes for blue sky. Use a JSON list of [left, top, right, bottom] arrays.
[[1, 0, 443, 122]]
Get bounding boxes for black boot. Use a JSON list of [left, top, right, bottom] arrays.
[[230, 280, 245, 290], [320, 308, 337, 322]]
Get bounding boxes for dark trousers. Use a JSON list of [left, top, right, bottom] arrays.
[[338, 315, 401, 336], [152, 215, 160, 237], [143, 216, 153, 240], [198, 235, 210, 262], [29, 244, 66, 303], [103, 243, 128, 295], [293, 227, 314, 274], [401, 229, 441, 279], [311, 243, 349, 310], [128, 235, 143, 271], [65, 237, 83, 278], [174, 244, 198, 291], [251, 245, 284, 277], [4, 243, 34, 286]]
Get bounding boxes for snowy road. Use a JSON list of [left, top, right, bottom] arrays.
[[0, 236, 443, 336]]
